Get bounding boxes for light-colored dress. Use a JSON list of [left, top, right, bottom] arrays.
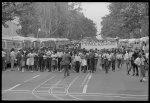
[[81, 58, 87, 66], [96, 56, 102, 70], [26, 53, 34, 66]]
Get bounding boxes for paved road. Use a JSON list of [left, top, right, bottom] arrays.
[[2, 65, 148, 101]]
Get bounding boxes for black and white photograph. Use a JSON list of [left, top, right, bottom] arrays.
[[2, 2, 149, 101]]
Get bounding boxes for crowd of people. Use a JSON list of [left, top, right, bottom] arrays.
[[2, 41, 149, 81]]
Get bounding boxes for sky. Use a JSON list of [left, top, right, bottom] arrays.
[[81, 2, 110, 35]]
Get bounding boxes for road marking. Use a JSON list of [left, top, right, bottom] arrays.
[[24, 75, 40, 82], [82, 74, 92, 94], [51, 80, 62, 94], [33, 75, 40, 78], [8, 84, 21, 91], [7, 90, 30, 92], [88, 74, 92, 79], [81, 73, 90, 87], [32, 75, 56, 100], [82, 85, 88, 93], [69, 92, 148, 97], [40, 87, 51, 88], [70, 94, 148, 99], [49, 80, 64, 100], [66, 75, 80, 94], [2, 84, 22, 94], [66, 74, 82, 100], [68, 94, 83, 100]]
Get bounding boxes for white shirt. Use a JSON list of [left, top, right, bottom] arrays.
[[124, 53, 129, 60], [81, 59, 87, 66], [57, 52, 63, 58], [46, 51, 51, 56], [95, 53, 98, 57], [145, 53, 149, 59], [106, 53, 111, 61], [116, 54, 122, 59], [102, 53, 107, 58], [10, 51, 16, 60], [129, 52, 133, 58], [43, 54, 47, 59], [134, 57, 145, 66], [74, 55, 81, 62], [51, 53, 57, 58]]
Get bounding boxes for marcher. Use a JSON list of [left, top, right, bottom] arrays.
[[132, 49, 139, 76], [46, 49, 52, 72], [33, 51, 39, 71], [57, 50, 63, 72], [124, 50, 130, 75], [111, 51, 116, 72], [61, 51, 71, 77], [2, 49, 6, 71], [89, 50, 95, 73], [74, 52, 81, 73], [43, 52, 47, 71], [134, 54, 146, 82], [38, 50, 44, 72], [21, 51, 26, 72], [51, 51, 57, 72], [16, 50, 22, 71], [81, 52, 87, 73], [26, 50, 34, 72], [10, 48, 16, 71]]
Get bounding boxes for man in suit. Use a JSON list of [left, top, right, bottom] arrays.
[[132, 49, 139, 76], [61, 50, 71, 77], [89, 50, 95, 73]]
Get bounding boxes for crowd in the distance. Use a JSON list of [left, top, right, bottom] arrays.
[[2, 41, 149, 81]]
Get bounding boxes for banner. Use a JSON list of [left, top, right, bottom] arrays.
[[81, 41, 118, 50]]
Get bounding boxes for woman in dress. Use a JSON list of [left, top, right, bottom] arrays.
[[10, 48, 16, 71], [26, 50, 34, 72], [96, 52, 102, 71]]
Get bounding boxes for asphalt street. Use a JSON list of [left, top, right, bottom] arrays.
[[2, 64, 149, 101]]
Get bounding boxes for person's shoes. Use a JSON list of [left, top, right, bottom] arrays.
[[136, 74, 139, 76]]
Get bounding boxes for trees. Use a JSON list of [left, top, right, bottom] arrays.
[[100, 2, 149, 39], [2, 2, 97, 39], [2, 2, 31, 27]]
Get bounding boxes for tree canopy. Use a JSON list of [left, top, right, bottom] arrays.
[[100, 2, 149, 39], [2, 2, 97, 40]]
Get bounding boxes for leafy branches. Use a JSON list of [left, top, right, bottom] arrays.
[[101, 2, 149, 39]]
